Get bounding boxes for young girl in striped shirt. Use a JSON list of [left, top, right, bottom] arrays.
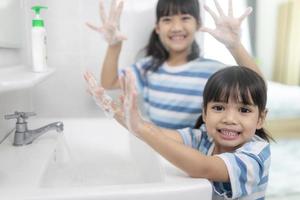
[[86, 0, 261, 129], [84, 66, 272, 199]]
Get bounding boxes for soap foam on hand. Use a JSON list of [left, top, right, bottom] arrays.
[[85, 71, 115, 118]]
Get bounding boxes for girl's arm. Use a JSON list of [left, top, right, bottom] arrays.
[[84, 69, 230, 182], [201, 0, 262, 77], [137, 121, 229, 182], [101, 43, 122, 89], [86, 0, 127, 89], [118, 70, 230, 182]]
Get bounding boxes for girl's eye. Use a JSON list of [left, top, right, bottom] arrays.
[[161, 17, 171, 22], [240, 107, 251, 113], [182, 15, 192, 21], [212, 105, 224, 111]]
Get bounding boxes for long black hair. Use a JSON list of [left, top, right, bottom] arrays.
[[194, 66, 273, 142], [144, 0, 202, 73]]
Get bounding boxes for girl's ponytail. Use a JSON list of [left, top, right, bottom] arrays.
[[194, 115, 204, 129]]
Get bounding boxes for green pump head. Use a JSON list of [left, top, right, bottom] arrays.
[[32, 6, 48, 27]]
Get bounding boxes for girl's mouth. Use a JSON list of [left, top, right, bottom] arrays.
[[218, 128, 241, 140], [169, 35, 186, 41]]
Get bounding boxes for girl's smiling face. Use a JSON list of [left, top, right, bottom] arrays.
[[203, 96, 266, 154], [155, 13, 198, 57]]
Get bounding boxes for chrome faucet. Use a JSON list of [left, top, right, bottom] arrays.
[[4, 111, 64, 146]]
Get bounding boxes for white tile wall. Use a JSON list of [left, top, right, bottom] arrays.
[[0, 0, 29, 141], [1, 0, 199, 136], [31, 0, 158, 117], [0, 49, 22, 68]]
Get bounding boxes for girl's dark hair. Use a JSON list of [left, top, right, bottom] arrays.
[[144, 0, 201, 72], [194, 66, 273, 142]]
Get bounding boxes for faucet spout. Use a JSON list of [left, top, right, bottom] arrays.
[[20, 122, 64, 146], [5, 111, 64, 146]]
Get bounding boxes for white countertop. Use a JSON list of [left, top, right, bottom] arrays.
[[0, 65, 55, 93]]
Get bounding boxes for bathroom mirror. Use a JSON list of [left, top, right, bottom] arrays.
[[0, 0, 22, 48]]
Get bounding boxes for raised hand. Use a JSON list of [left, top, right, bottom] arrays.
[[119, 69, 144, 137], [84, 71, 117, 118], [84, 70, 144, 137], [200, 0, 252, 48], [86, 0, 127, 45]]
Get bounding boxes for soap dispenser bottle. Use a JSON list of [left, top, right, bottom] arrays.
[[31, 6, 48, 72]]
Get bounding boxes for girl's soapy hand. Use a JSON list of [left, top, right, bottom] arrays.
[[119, 69, 145, 138], [200, 0, 252, 49], [86, 0, 127, 45], [84, 71, 119, 118]]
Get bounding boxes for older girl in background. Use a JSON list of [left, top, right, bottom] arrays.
[[86, 0, 261, 129]]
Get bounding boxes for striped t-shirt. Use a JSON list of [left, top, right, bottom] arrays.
[[178, 126, 271, 200], [128, 57, 224, 129]]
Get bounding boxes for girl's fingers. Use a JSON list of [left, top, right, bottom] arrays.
[[213, 0, 225, 16], [83, 71, 93, 84], [238, 7, 252, 22], [119, 72, 126, 95], [228, 0, 233, 17], [199, 27, 214, 35], [119, 95, 125, 105], [86, 88, 93, 96], [128, 70, 136, 95], [128, 71, 138, 110], [113, 0, 124, 26], [93, 87, 105, 97], [116, 33, 127, 41], [99, 0, 107, 23], [86, 72, 98, 88], [125, 69, 131, 99], [204, 5, 218, 23], [108, 0, 117, 19]]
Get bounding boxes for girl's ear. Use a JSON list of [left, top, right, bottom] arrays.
[[256, 109, 268, 129]]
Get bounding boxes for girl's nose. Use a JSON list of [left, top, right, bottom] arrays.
[[170, 19, 183, 32], [221, 110, 238, 125]]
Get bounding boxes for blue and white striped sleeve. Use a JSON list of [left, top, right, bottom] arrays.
[[125, 57, 153, 92], [177, 128, 203, 149], [130, 63, 145, 92], [214, 141, 271, 199]]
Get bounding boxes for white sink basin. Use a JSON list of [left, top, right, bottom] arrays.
[[39, 119, 163, 188], [0, 118, 212, 200]]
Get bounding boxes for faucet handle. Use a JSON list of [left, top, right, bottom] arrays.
[[4, 111, 36, 122]]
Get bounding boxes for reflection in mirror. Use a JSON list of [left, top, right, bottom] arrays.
[[0, 0, 22, 48]]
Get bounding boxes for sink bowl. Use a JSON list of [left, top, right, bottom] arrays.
[[0, 118, 212, 200], [39, 119, 163, 188]]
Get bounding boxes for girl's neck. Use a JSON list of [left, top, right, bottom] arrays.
[[213, 145, 235, 155], [213, 143, 244, 155], [167, 52, 189, 67]]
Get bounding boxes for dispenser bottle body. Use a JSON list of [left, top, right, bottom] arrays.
[[31, 27, 47, 72]]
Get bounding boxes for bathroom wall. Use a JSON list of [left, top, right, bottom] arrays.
[[0, 47, 30, 140], [27, 0, 248, 118], [28, 0, 162, 117], [0, 48, 32, 141], [0, 0, 32, 141], [0, 49, 22, 68]]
